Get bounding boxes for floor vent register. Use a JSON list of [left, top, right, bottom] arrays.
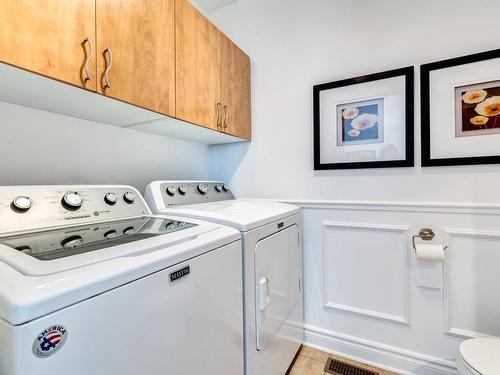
[[324, 358, 379, 375]]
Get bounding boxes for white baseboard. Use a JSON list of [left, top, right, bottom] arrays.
[[304, 325, 458, 375]]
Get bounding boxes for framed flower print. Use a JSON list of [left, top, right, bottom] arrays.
[[313, 67, 414, 170], [421, 48, 500, 166]]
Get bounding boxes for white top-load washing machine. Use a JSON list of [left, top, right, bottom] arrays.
[[144, 181, 304, 375], [0, 185, 243, 375]]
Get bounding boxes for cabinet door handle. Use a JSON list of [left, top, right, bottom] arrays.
[[223, 105, 228, 130], [82, 37, 93, 82], [216, 102, 222, 130], [103, 48, 113, 89]]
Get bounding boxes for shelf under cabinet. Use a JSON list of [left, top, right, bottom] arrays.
[[0, 63, 247, 145]]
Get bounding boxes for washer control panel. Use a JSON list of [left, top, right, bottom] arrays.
[[0, 185, 150, 235], [159, 181, 234, 206]]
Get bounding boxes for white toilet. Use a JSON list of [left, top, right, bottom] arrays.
[[457, 338, 500, 375]]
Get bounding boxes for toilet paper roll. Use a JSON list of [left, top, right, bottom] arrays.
[[415, 243, 445, 289], [414, 243, 445, 261]]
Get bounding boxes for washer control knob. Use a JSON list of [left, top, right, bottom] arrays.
[[61, 235, 84, 249], [197, 184, 208, 195], [166, 186, 176, 196], [15, 245, 32, 253], [12, 196, 33, 211], [123, 191, 136, 204], [104, 230, 118, 239], [178, 185, 187, 195], [104, 192, 117, 205], [215, 185, 223, 192], [222, 185, 229, 192], [62, 192, 83, 210], [165, 221, 176, 230], [123, 226, 135, 235]]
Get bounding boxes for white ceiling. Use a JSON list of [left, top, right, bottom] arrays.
[[193, 0, 237, 12]]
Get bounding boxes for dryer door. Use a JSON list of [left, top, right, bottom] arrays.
[[255, 224, 301, 351]]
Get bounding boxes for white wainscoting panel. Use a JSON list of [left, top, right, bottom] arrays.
[[444, 228, 500, 339], [280, 199, 500, 375], [323, 222, 411, 325]]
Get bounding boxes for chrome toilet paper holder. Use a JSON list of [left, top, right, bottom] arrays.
[[412, 228, 447, 252]]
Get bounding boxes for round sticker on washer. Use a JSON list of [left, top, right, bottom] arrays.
[[32, 324, 68, 358]]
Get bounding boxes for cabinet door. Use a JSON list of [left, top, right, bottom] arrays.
[[220, 36, 251, 140], [96, 0, 175, 116], [175, 0, 221, 131], [0, 0, 96, 90]]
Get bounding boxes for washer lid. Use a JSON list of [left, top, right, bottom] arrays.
[[0, 215, 220, 276], [460, 338, 500, 375], [162, 199, 300, 231], [0, 216, 196, 262]]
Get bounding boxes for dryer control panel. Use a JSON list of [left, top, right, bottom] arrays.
[[157, 181, 234, 207], [0, 185, 150, 235]]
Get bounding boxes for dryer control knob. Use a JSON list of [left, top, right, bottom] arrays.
[[222, 185, 229, 192], [12, 196, 33, 211], [178, 186, 187, 195], [62, 192, 83, 210], [197, 184, 208, 195], [123, 191, 136, 204], [166, 186, 176, 196], [215, 185, 223, 192], [104, 192, 117, 205]]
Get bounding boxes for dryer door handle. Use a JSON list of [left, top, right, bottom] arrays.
[[258, 277, 270, 312]]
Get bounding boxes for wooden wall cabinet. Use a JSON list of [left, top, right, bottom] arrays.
[[0, 0, 251, 141], [220, 35, 251, 140], [175, 0, 222, 131], [0, 0, 96, 91], [176, 0, 251, 140], [96, 0, 175, 116]]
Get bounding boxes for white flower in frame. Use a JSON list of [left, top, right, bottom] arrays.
[[347, 129, 360, 137], [462, 89, 487, 104], [470, 115, 489, 126], [351, 113, 378, 130], [475, 96, 500, 117], [342, 107, 359, 119]]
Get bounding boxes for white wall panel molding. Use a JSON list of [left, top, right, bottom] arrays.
[[322, 221, 411, 325], [304, 324, 458, 375], [443, 228, 500, 339], [280, 199, 500, 215]]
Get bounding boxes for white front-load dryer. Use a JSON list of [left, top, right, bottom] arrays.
[[145, 181, 304, 375]]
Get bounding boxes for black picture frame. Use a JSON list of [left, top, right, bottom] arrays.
[[421, 48, 500, 167], [313, 67, 414, 170]]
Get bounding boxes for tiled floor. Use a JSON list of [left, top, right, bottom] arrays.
[[288, 346, 399, 375]]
